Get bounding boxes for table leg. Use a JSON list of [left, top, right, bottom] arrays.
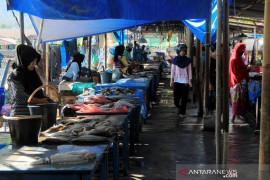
[[135, 105, 141, 142], [255, 97, 261, 130], [100, 148, 108, 180], [123, 116, 129, 176], [113, 135, 119, 180], [130, 109, 135, 156]]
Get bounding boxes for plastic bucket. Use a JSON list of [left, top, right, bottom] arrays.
[[100, 72, 112, 84], [28, 103, 58, 131], [5, 115, 42, 145]]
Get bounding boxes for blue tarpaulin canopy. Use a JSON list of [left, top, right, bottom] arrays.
[[183, 0, 232, 44], [8, 0, 212, 21], [7, 0, 213, 43]]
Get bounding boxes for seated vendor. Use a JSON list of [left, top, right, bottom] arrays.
[[63, 52, 85, 82], [8, 45, 50, 116]]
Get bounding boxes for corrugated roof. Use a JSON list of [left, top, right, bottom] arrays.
[[0, 38, 17, 45], [0, 28, 36, 40]]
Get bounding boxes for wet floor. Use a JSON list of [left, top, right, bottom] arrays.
[[120, 76, 259, 180]]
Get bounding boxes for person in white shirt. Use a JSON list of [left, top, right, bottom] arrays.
[[63, 52, 85, 81]]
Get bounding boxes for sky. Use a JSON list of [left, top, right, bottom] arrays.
[[0, 0, 32, 28]]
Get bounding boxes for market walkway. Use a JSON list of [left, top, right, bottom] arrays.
[[120, 74, 259, 180]]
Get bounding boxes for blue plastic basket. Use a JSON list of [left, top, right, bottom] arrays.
[[72, 82, 95, 93]]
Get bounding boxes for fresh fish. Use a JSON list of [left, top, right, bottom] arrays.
[[31, 149, 96, 165], [42, 136, 72, 143], [72, 135, 109, 142]]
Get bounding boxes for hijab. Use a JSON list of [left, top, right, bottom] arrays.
[[114, 45, 125, 63], [229, 43, 249, 87], [66, 52, 85, 76], [171, 55, 191, 68], [9, 44, 44, 98]]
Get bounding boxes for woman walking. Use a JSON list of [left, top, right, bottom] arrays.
[[170, 43, 192, 118]]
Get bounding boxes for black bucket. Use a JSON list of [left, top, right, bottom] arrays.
[[100, 72, 112, 84], [6, 115, 42, 145], [28, 103, 58, 131]]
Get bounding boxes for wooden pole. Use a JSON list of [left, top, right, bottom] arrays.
[[19, 12, 24, 44], [216, 0, 222, 166], [45, 43, 49, 95], [105, 33, 107, 70], [222, 0, 230, 165], [204, 7, 212, 115], [259, 0, 270, 178], [186, 27, 195, 102], [196, 38, 203, 117], [88, 36, 92, 69], [36, 19, 44, 52], [254, 27, 257, 64]]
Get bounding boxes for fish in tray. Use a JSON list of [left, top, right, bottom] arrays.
[[81, 126, 118, 137], [41, 136, 72, 144], [40, 124, 68, 137], [72, 135, 110, 142], [31, 149, 96, 165]]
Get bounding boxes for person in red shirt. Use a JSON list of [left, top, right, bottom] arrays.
[[229, 43, 252, 123]]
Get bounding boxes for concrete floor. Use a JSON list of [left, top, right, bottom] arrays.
[[120, 77, 259, 180]]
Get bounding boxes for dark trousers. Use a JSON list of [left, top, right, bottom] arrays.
[[173, 82, 189, 115]]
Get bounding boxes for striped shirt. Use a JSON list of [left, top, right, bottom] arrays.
[[171, 63, 192, 84]]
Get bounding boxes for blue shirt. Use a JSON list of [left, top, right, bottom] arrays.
[[65, 62, 79, 81]]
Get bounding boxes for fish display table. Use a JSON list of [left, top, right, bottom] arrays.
[[76, 113, 132, 176], [0, 144, 108, 180]]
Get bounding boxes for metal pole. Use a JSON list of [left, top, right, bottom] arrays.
[[216, 0, 222, 166], [105, 33, 107, 69], [36, 19, 44, 52], [204, 6, 212, 115], [196, 38, 203, 116], [122, 30, 124, 45], [19, 12, 24, 44], [88, 36, 92, 69], [222, 0, 230, 165], [259, 0, 270, 178]]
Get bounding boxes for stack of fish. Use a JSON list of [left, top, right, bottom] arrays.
[[96, 87, 136, 96], [42, 119, 121, 143]]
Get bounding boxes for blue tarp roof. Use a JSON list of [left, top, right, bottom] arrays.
[[8, 0, 212, 21], [183, 0, 232, 44], [7, 0, 216, 43]]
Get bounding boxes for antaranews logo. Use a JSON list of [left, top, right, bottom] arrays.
[[177, 167, 237, 178]]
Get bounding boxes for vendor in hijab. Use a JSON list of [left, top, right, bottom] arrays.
[[63, 52, 85, 81], [170, 43, 192, 118], [8, 45, 50, 116], [114, 45, 128, 73], [229, 43, 252, 123]]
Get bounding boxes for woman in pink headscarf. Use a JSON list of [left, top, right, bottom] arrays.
[[229, 43, 252, 122]]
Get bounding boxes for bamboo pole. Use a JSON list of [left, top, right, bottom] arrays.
[[88, 36, 92, 69], [259, 0, 270, 178], [222, 0, 230, 165], [45, 43, 49, 95], [36, 19, 44, 52], [196, 38, 203, 117], [105, 33, 107, 70], [204, 8, 212, 115], [216, 0, 222, 166], [254, 27, 257, 64], [186, 28, 195, 102]]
